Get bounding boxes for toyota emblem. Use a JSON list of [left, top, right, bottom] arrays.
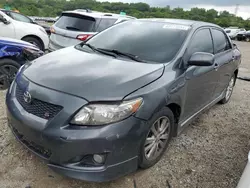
[[23, 91, 32, 104]]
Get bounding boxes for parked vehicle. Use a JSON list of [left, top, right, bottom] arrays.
[[237, 151, 250, 188], [49, 9, 135, 51], [0, 9, 51, 35], [6, 19, 241, 182], [0, 37, 43, 89], [0, 10, 49, 50], [237, 31, 250, 42], [225, 28, 246, 40]]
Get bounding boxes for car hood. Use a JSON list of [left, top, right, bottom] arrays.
[[23, 47, 164, 101], [0, 37, 38, 50]]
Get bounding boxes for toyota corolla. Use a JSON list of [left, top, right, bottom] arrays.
[[6, 19, 241, 182]]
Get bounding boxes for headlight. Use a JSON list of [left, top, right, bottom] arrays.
[[71, 98, 143, 125]]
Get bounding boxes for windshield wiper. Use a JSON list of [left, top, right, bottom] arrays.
[[81, 43, 117, 58], [97, 48, 145, 62], [66, 26, 80, 31]]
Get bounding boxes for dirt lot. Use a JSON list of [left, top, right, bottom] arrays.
[[0, 41, 250, 188]]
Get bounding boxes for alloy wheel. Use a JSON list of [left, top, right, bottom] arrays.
[[144, 116, 170, 160], [0, 65, 18, 89], [225, 76, 235, 101]]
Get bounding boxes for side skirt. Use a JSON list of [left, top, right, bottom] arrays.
[[177, 92, 225, 135]]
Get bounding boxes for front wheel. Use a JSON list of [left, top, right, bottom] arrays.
[[0, 59, 20, 90], [220, 74, 235, 104], [22, 36, 44, 51], [139, 107, 174, 169]]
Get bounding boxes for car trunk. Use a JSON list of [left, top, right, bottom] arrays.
[[50, 13, 98, 49]]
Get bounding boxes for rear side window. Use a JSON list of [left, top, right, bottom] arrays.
[[188, 29, 213, 56], [96, 18, 117, 32], [212, 29, 231, 54], [55, 13, 96, 32]]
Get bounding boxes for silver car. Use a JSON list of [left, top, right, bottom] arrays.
[[237, 151, 250, 188], [49, 9, 135, 51]]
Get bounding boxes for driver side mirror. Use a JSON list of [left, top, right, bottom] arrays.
[[188, 52, 214, 66], [0, 16, 10, 24]]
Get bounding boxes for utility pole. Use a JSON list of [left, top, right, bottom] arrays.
[[235, 4, 239, 16]]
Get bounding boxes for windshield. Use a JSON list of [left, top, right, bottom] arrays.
[[81, 20, 190, 63]]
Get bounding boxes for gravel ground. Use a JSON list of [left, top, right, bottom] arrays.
[[0, 41, 250, 188]]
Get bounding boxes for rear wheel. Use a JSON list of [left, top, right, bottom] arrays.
[[22, 36, 44, 51], [139, 107, 174, 169], [220, 74, 235, 104], [0, 59, 20, 90]]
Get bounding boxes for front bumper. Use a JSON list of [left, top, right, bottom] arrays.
[[6, 79, 148, 182]]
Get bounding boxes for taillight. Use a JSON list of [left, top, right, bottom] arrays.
[[76, 34, 93, 41], [50, 27, 55, 34]]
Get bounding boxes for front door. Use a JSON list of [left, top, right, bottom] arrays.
[[182, 28, 218, 120]]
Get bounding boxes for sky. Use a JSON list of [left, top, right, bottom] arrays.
[[97, 0, 250, 19]]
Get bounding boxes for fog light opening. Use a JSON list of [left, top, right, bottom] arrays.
[[93, 154, 105, 164]]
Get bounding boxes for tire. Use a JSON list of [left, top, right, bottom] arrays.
[[246, 37, 250, 42], [0, 59, 20, 90], [220, 74, 236, 104], [22, 36, 44, 51], [139, 107, 174, 169]]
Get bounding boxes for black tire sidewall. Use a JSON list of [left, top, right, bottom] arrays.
[[22, 37, 43, 51], [0, 58, 20, 89], [139, 107, 174, 169]]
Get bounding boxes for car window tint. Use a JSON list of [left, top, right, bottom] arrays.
[[212, 29, 231, 54], [96, 18, 117, 32], [10, 12, 32, 23], [85, 20, 190, 63], [188, 29, 213, 56], [55, 13, 96, 32]]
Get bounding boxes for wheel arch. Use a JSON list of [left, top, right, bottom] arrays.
[[21, 35, 44, 50], [166, 103, 182, 137]]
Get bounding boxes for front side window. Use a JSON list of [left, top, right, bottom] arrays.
[[212, 29, 231, 54], [82, 20, 190, 63], [10, 12, 32, 23], [96, 18, 117, 32], [188, 28, 213, 57]]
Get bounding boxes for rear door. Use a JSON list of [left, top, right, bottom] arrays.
[[50, 13, 98, 49], [211, 28, 235, 97]]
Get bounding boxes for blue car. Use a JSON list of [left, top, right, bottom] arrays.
[[0, 37, 43, 89]]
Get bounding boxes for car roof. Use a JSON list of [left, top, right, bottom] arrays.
[[139, 18, 219, 28], [62, 9, 136, 19]]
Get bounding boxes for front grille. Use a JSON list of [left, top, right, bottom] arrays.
[[11, 125, 52, 159], [15, 84, 63, 120]]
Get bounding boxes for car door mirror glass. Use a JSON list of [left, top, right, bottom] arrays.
[[188, 52, 214, 66]]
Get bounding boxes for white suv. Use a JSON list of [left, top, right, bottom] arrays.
[[0, 10, 49, 51], [49, 9, 135, 51]]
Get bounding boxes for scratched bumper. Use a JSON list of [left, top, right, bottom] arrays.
[[7, 108, 145, 181]]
